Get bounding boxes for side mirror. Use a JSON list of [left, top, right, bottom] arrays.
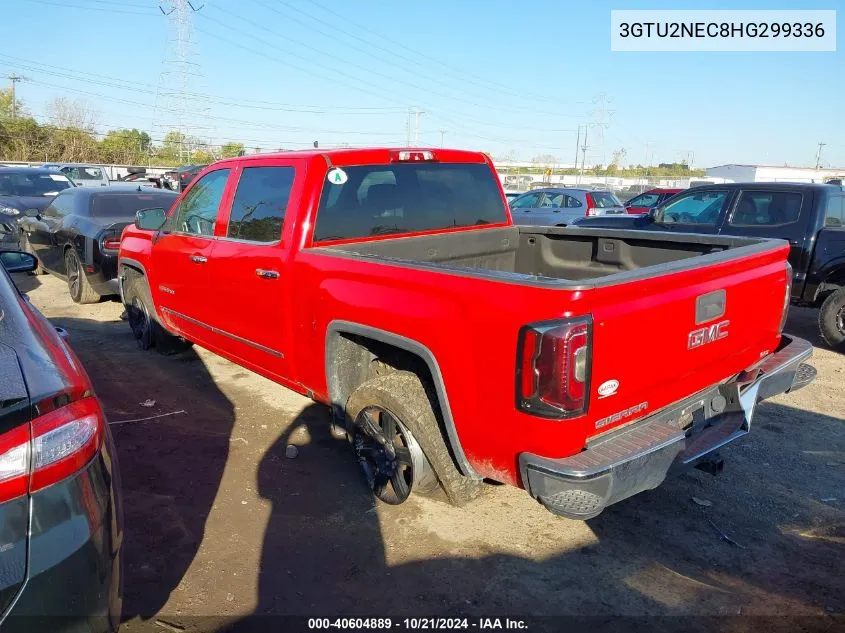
[[135, 207, 167, 231], [23, 208, 40, 218], [0, 251, 38, 273], [648, 207, 661, 222]]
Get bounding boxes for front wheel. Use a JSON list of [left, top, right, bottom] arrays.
[[121, 267, 192, 354], [819, 288, 845, 351]]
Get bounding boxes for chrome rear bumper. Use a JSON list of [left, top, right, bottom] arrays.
[[519, 335, 815, 520]]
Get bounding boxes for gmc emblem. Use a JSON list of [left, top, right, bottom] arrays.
[[688, 320, 730, 349]]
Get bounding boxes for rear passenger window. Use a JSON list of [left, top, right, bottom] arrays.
[[824, 196, 844, 227], [565, 195, 582, 208], [227, 166, 294, 242], [730, 191, 803, 227]]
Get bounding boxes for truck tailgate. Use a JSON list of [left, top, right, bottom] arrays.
[[582, 243, 789, 438]]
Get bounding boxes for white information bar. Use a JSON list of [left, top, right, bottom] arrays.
[[611, 10, 836, 51]]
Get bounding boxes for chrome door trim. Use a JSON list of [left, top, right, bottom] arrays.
[[161, 307, 284, 358]]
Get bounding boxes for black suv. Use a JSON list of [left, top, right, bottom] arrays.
[[574, 183, 845, 350]]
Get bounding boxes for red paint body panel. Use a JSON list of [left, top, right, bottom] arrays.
[[119, 149, 789, 488]]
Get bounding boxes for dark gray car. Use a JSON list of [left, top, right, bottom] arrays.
[[0, 251, 122, 632], [509, 187, 626, 225]]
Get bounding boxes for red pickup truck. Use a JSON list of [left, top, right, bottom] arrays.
[[117, 148, 815, 519]]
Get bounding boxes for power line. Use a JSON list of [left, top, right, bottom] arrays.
[[252, 0, 586, 110], [0, 53, 408, 113], [23, 0, 156, 16], [304, 0, 579, 107], [199, 8, 575, 120]]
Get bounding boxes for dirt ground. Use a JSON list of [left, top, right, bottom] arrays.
[[15, 273, 845, 631]]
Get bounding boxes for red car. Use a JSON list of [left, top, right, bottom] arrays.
[[625, 188, 683, 214], [117, 148, 813, 519]]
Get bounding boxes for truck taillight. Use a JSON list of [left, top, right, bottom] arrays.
[[584, 193, 598, 216], [780, 261, 793, 334], [0, 398, 104, 503], [517, 318, 591, 418], [390, 150, 437, 162]]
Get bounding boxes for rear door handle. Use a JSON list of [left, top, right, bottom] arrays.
[[256, 268, 279, 279], [189, 254, 207, 264]]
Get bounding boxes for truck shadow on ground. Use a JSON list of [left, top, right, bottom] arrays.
[[49, 316, 235, 623], [217, 401, 844, 633]]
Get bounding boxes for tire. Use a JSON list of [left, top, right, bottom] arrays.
[[65, 249, 101, 304], [345, 371, 481, 506], [121, 267, 192, 354], [818, 288, 845, 351]]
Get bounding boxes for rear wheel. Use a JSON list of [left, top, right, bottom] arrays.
[[121, 267, 192, 354], [819, 288, 845, 350], [65, 249, 101, 304], [345, 371, 481, 506]]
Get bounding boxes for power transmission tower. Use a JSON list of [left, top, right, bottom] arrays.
[[5, 74, 27, 119], [815, 141, 826, 169], [439, 129, 446, 148], [153, 0, 211, 163]]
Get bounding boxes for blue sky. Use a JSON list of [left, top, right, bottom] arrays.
[[2, 0, 842, 168]]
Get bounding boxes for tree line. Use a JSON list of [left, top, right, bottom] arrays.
[[0, 89, 245, 166]]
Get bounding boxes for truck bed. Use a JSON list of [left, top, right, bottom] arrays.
[[317, 226, 783, 286]]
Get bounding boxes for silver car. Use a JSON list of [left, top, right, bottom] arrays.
[[509, 187, 626, 226]]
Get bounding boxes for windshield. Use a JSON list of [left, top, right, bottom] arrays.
[[62, 165, 104, 181], [627, 192, 661, 207], [0, 172, 73, 197], [90, 193, 177, 218], [590, 191, 623, 208], [314, 162, 507, 242]]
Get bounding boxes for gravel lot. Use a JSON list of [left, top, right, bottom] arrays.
[[15, 273, 845, 631]]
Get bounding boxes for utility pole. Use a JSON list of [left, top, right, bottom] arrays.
[[642, 142, 653, 193], [6, 74, 27, 119], [406, 109, 412, 146], [574, 126, 581, 172], [815, 141, 826, 169], [439, 129, 446, 148], [579, 126, 589, 184]]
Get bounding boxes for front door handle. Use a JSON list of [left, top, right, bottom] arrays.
[[256, 268, 279, 279], [190, 254, 207, 264]]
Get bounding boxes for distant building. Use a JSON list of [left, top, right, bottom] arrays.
[[706, 164, 845, 183]]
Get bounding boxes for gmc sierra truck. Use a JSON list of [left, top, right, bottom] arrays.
[[117, 148, 816, 519]]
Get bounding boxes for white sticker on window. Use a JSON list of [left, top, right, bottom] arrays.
[[48, 174, 70, 182], [327, 168, 348, 185]]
